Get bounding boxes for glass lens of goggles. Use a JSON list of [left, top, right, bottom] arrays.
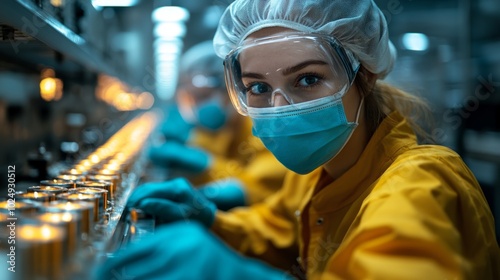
[[179, 73, 226, 104], [177, 71, 225, 120], [224, 33, 360, 115]]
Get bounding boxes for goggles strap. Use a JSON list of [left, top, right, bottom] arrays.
[[331, 42, 360, 83]]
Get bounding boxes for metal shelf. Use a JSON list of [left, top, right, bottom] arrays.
[[0, 0, 122, 79]]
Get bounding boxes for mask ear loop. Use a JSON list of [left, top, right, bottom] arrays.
[[322, 96, 364, 164], [354, 97, 364, 125]]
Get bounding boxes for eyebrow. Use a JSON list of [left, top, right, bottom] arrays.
[[282, 60, 328, 75], [241, 72, 265, 79], [241, 60, 328, 79]]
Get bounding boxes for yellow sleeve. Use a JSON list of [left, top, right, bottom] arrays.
[[315, 152, 499, 279], [317, 189, 467, 280], [212, 207, 298, 271], [210, 171, 312, 272]]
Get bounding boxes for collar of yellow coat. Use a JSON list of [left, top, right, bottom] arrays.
[[305, 111, 418, 213]]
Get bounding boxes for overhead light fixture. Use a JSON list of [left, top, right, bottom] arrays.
[[156, 53, 179, 62], [151, 6, 189, 101], [92, 0, 140, 8], [154, 38, 183, 54], [152, 6, 190, 22], [154, 22, 187, 38], [401, 33, 429, 52]]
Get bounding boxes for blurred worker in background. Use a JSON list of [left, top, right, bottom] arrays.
[[149, 41, 288, 210], [98, 0, 500, 279]]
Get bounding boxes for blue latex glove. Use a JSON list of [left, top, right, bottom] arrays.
[[198, 179, 247, 211], [127, 178, 216, 228], [148, 141, 211, 174], [94, 221, 291, 280], [159, 104, 194, 143]]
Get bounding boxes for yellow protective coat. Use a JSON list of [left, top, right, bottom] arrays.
[[212, 112, 500, 279], [189, 114, 288, 205]]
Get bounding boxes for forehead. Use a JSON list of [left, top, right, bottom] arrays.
[[238, 37, 327, 72]]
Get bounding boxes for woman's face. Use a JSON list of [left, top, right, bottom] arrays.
[[238, 27, 361, 122], [176, 76, 233, 128]]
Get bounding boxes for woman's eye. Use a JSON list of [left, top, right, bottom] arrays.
[[247, 83, 271, 95], [297, 75, 320, 87]]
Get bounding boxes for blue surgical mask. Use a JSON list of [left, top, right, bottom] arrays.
[[195, 97, 228, 131], [248, 95, 363, 174]]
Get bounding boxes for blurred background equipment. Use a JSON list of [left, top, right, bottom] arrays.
[[0, 0, 499, 276]]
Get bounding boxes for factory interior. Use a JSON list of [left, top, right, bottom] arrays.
[[0, 0, 499, 279]]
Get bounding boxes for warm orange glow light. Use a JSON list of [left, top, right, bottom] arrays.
[[40, 77, 63, 102]]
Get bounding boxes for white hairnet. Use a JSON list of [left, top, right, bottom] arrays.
[[179, 40, 224, 79], [213, 0, 396, 78]]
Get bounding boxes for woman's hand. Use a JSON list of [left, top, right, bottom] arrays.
[[94, 221, 290, 280], [127, 178, 216, 228]]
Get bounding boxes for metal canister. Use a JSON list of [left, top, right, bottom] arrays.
[[41, 200, 95, 240], [16, 222, 67, 280], [16, 191, 54, 203], [37, 212, 81, 260], [57, 193, 100, 222], [85, 174, 118, 200], [40, 178, 76, 189], [72, 186, 109, 216], [56, 174, 85, 186], [28, 185, 68, 197], [128, 208, 155, 243], [0, 199, 41, 216]]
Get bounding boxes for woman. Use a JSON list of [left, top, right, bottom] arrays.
[[97, 0, 500, 279], [150, 41, 288, 210]]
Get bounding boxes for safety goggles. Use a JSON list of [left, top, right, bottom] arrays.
[[176, 73, 229, 123], [223, 32, 360, 115], [178, 72, 226, 103]]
